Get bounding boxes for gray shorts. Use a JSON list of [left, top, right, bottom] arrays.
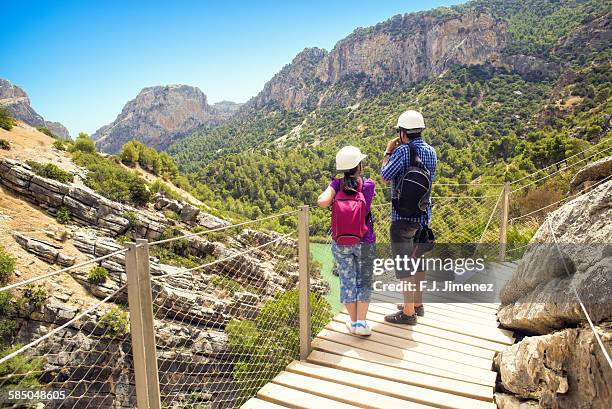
[[390, 220, 421, 279]]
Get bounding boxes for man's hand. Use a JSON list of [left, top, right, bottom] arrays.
[[382, 136, 400, 169], [386, 137, 401, 154]]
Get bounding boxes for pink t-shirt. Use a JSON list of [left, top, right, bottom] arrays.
[[330, 177, 376, 244]]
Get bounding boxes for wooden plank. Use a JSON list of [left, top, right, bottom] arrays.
[[371, 301, 511, 340], [315, 329, 497, 385], [372, 291, 500, 315], [363, 309, 508, 352], [305, 351, 493, 402], [333, 313, 495, 360], [298, 205, 311, 360], [287, 360, 495, 409], [325, 320, 493, 370], [272, 371, 436, 409], [242, 398, 289, 409], [257, 383, 355, 409], [370, 302, 501, 331], [367, 304, 514, 345], [135, 239, 162, 409], [311, 338, 495, 386], [126, 243, 150, 409], [369, 293, 497, 325]]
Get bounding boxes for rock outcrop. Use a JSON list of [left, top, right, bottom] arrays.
[[92, 85, 240, 153], [0, 158, 168, 239], [13, 232, 75, 267], [0, 78, 70, 138], [247, 10, 507, 111], [496, 158, 612, 408]]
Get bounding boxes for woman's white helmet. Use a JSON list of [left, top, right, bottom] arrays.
[[336, 146, 367, 171], [396, 110, 425, 133]]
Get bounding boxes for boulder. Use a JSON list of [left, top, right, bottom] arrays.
[[495, 325, 611, 409], [569, 155, 612, 195], [499, 180, 612, 334], [179, 203, 200, 223], [13, 232, 75, 267]]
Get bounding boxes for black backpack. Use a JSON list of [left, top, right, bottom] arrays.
[[391, 143, 432, 218]]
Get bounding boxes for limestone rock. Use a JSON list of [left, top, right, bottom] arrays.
[[496, 325, 611, 409], [495, 393, 543, 409], [569, 155, 612, 195], [0, 78, 69, 138], [247, 10, 506, 111], [12, 232, 75, 267], [92, 84, 240, 153], [498, 179, 612, 334]]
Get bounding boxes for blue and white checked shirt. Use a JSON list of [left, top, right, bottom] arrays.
[[381, 137, 437, 225]]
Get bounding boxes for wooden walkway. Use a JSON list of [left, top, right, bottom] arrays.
[[243, 262, 517, 409]]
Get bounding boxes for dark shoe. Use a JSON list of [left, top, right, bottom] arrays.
[[396, 304, 425, 317], [384, 310, 417, 325]]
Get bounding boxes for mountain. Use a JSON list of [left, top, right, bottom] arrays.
[[92, 84, 241, 154], [166, 0, 610, 219], [0, 78, 70, 138]]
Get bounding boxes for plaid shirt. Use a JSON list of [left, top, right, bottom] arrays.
[[381, 137, 437, 225]]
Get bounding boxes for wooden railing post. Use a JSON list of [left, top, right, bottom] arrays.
[[126, 239, 161, 409], [499, 182, 510, 261], [297, 205, 311, 361]]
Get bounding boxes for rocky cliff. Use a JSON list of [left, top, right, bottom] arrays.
[[93, 85, 240, 153], [495, 157, 612, 409], [247, 10, 507, 111], [0, 78, 70, 138]]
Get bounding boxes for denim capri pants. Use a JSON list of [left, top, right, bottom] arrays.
[[332, 241, 375, 304]]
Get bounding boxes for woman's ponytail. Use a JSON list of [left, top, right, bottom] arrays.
[[341, 166, 360, 194]]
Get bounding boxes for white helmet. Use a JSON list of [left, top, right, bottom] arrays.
[[336, 146, 367, 171], [396, 110, 425, 133]]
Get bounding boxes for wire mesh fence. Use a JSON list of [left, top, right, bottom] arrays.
[[144, 212, 332, 408], [0, 281, 134, 409]]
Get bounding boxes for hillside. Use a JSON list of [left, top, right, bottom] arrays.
[[92, 84, 242, 154], [165, 0, 610, 220]]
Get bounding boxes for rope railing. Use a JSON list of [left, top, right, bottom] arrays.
[[510, 174, 612, 223], [509, 137, 611, 186], [510, 146, 611, 193]]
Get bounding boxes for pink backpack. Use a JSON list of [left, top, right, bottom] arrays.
[[331, 178, 369, 245]]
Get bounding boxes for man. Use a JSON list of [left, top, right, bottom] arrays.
[[381, 110, 437, 325]]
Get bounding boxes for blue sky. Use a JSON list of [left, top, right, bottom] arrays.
[[1, 0, 464, 136]]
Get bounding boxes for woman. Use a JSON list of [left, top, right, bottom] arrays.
[[317, 146, 376, 336]]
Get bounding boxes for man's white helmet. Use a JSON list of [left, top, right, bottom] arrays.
[[396, 110, 425, 133], [336, 146, 367, 171]]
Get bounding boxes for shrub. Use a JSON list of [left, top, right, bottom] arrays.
[[0, 292, 17, 344], [25, 160, 73, 183], [0, 344, 44, 387], [52, 139, 69, 151], [21, 285, 47, 310], [123, 210, 141, 229], [73, 151, 152, 206], [36, 127, 57, 138], [0, 139, 10, 150], [56, 206, 71, 224], [163, 210, 180, 221], [226, 289, 331, 404], [71, 132, 96, 153], [87, 266, 109, 284], [98, 307, 129, 337], [0, 108, 16, 131], [116, 235, 132, 244], [0, 248, 15, 285]]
